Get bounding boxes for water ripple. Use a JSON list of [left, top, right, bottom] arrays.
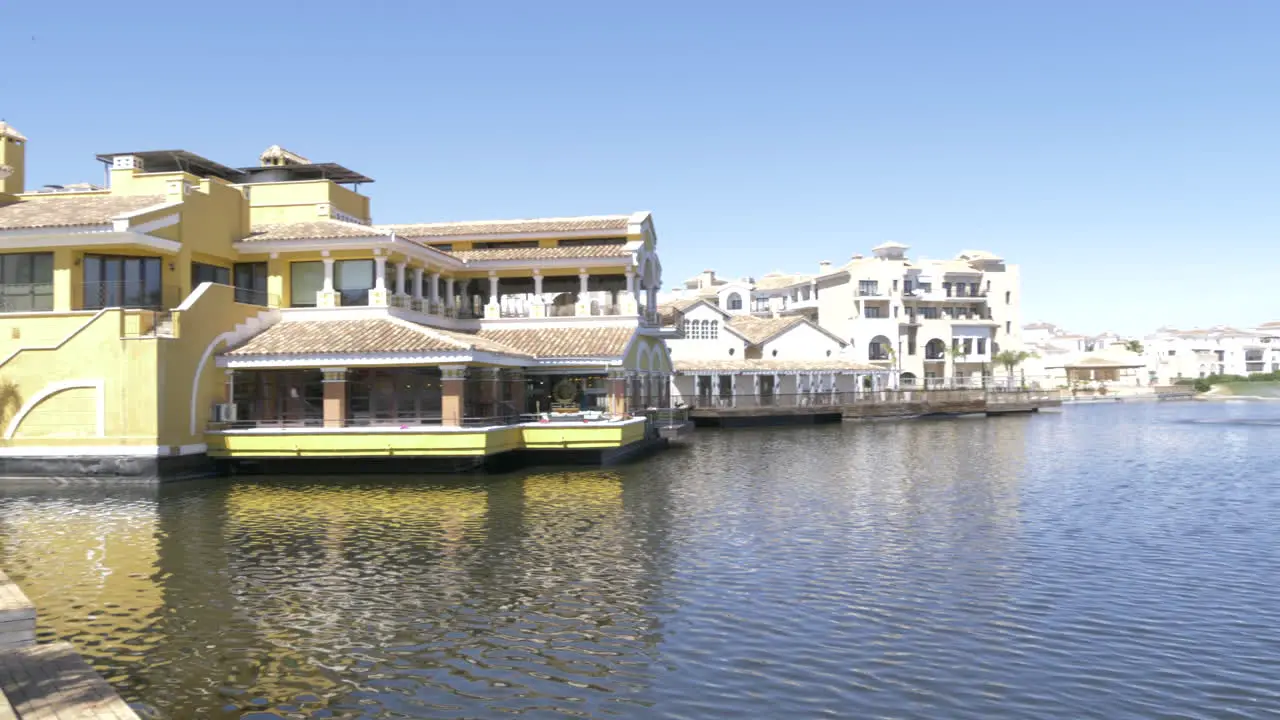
[[0, 402, 1278, 718]]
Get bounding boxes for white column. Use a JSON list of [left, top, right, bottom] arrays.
[[428, 272, 440, 307], [319, 257, 338, 307], [531, 270, 545, 318], [485, 272, 501, 318], [395, 261, 407, 296], [621, 270, 639, 314], [445, 277, 455, 308], [412, 267, 424, 300], [370, 255, 389, 306], [576, 269, 591, 315]]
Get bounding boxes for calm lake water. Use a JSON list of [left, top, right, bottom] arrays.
[[2, 401, 1280, 719]]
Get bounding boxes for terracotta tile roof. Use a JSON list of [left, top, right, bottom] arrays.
[[244, 219, 390, 243], [474, 326, 634, 358], [674, 359, 880, 373], [0, 194, 167, 230], [225, 319, 463, 356], [727, 316, 807, 345], [382, 215, 632, 239], [657, 299, 700, 324], [754, 272, 812, 291], [443, 244, 632, 262]]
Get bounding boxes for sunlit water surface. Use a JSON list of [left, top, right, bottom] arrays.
[[2, 401, 1279, 718]]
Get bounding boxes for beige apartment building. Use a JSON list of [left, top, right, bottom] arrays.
[[660, 242, 1022, 387], [814, 243, 1021, 386]]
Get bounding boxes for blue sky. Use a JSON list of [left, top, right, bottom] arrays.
[[3, 1, 1278, 335]]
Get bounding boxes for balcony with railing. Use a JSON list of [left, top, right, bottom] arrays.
[[82, 281, 184, 312], [0, 283, 54, 313]]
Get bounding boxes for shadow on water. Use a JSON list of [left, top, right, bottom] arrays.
[[0, 402, 1278, 718]]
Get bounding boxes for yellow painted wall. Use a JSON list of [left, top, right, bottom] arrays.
[[0, 309, 162, 448], [11, 387, 97, 438], [157, 283, 273, 448], [206, 419, 648, 458], [242, 180, 371, 225]]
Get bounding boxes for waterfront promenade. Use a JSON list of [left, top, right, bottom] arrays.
[[0, 571, 137, 720], [684, 387, 1063, 425]]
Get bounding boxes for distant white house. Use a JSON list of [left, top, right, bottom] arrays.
[[660, 299, 889, 406], [1144, 324, 1280, 384]]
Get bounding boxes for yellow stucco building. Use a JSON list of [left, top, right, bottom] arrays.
[[0, 123, 676, 480]]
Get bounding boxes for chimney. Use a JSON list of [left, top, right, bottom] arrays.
[[699, 269, 716, 288], [818, 260, 831, 274], [0, 121, 28, 196]]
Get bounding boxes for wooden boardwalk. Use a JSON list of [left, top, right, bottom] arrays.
[[0, 644, 138, 720], [0, 571, 137, 720]]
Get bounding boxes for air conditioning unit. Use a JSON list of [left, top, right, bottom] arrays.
[[212, 403, 238, 422]]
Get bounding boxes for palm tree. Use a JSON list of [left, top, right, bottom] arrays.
[[946, 345, 968, 388], [994, 349, 1038, 389], [1124, 340, 1144, 355]]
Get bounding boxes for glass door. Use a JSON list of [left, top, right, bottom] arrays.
[[83, 255, 162, 309]]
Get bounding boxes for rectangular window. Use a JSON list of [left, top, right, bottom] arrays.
[[1005, 290, 1011, 304], [472, 240, 539, 250], [858, 280, 879, 296], [83, 254, 162, 309], [963, 338, 973, 354], [0, 252, 54, 312], [952, 338, 960, 351], [234, 262, 269, 305], [558, 237, 627, 247], [943, 282, 952, 297], [864, 305, 882, 319], [1006, 321, 1011, 334], [336, 259, 375, 306], [290, 261, 324, 308], [977, 338, 987, 354], [892, 279, 899, 292], [191, 261, 230, 289], [1167, 349, 1176, 356], [970, 283, 980, 296], [893, 305, 899, 318], [918, 282, 932, 293], [920, 307, 939, 319]]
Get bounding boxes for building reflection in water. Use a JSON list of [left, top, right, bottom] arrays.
[[0, 471, 668, 719]]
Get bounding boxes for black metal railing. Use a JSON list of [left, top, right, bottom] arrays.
[[81, 281, 181, 311], [0, 283, 55, 312], [682, 388, 1061, 410], [233, 287, 278, 307]]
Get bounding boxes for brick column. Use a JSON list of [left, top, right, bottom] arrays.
[[322, 368, 347, 428], [506, 369, 526, 416], [609, 370, 630, 416], [441, 365, 467, 426]]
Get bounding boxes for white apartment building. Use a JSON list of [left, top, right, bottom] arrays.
[[1145, 324, 1280, 383], [662, 269, 819, 320], [814, 243, 1022, 387], [659, 299, 889, 406]]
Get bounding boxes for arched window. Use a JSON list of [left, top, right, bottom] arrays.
[[726, 292, 743, 310], [682, 319, 692, 337], [709, 320, 719, 339]]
